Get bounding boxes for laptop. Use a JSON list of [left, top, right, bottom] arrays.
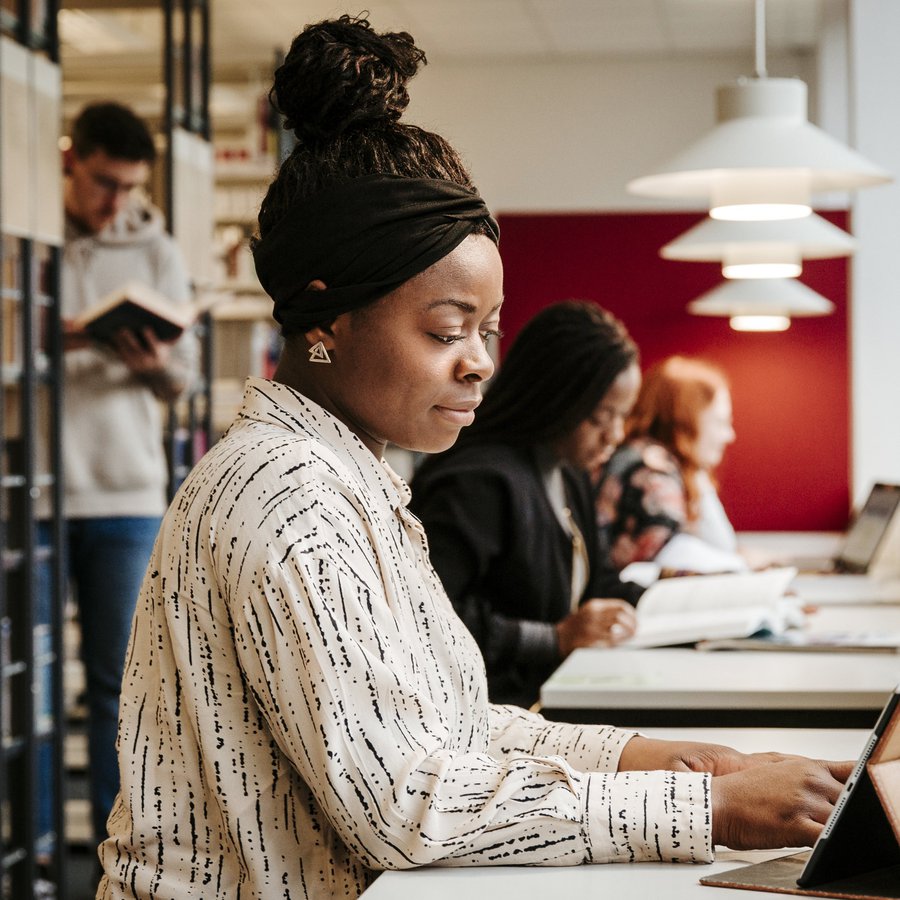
[[790, 483, 900, 604], [700, 685, 900, 898]]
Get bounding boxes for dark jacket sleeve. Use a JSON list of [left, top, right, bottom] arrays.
[[410, 467, 560, 674]]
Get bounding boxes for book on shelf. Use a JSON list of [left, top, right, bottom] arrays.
[[72, 280, 196, 346], [622, 566, 801, 649]]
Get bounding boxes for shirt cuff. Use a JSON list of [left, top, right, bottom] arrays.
[[583, 770, 713, 864], [518, 619, 561, 664]]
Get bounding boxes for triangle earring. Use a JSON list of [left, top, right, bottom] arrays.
[[308, 341, 332, 364]]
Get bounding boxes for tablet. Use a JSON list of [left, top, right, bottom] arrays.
[[700, 686, 900, 898]]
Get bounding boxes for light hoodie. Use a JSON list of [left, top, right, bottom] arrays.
[[54, 200, 197, 519]]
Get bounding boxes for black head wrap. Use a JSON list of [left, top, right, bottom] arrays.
[[252, 173, 499, 334]]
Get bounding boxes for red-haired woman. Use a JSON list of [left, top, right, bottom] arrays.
[[596, 355, 747, 574]]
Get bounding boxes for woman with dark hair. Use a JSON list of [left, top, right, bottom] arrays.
[[99, 16, 851, 900], [596, 355, 747, 574], [410, 300, 643, 707]]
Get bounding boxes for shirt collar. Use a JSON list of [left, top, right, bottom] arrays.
[[235, 376, 411, 511]]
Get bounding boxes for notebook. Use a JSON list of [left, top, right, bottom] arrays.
[[790, 484, 900, 605], [700, 685, 900, 898]]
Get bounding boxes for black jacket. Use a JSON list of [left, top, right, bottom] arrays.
[[409, 442, 643, 707]]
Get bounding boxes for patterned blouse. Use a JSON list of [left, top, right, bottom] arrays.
[[596, 438, 744, 573], [98, 377, 712, 900]]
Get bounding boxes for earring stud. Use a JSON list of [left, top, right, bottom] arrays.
[[308, 341, 332, 364]]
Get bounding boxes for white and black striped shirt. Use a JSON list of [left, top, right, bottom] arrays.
[[98, 377, 712, 900]]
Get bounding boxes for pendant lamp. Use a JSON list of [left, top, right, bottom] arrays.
[[687, 277, 834, 332], [661, 214, 856, 279], [627, 0, 891, 220]]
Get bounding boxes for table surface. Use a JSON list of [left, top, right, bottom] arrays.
[[737, 530, 843, 568], [360, 852, 787, 899], [540, 646, 900, 711], [359, 727, 869, 899]]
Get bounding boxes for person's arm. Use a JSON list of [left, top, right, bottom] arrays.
[[109, 326, 187, 401], [224, 466, 710, 869], [597, 458, 688, 569], [490, 706, 852, 853], [224, 462, 850, 867], [417, 468, 638, 661], [63, 240, 198, 400], [488, 703, 637, 774], [131, 237, 197, 401], [617, 734, 853, 850]]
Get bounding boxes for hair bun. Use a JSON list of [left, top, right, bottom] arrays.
[[271, 14, 426, 144]]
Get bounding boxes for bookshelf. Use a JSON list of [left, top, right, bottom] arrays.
[[0, 4, 65, 898], [208, 81, 283, 435], [162, 0, 214, 496]]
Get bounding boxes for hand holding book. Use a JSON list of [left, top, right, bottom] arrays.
[[71, 279, 195, 348]]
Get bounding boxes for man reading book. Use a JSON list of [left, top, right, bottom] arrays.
[[37, 101, 197, 860]]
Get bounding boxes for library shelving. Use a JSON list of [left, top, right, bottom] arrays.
[[0, 4, 65, 897]]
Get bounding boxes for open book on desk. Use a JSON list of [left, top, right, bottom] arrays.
[[72, 279, 196, 346], [622, 567, 801, 649]]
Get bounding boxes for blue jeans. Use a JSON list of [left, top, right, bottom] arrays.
[[41, 516, 161, 847]]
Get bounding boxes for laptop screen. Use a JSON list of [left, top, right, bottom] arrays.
[[837, 483, 900, 573]]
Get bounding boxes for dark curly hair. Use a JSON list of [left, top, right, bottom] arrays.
[[256, 15, 490, 242], [70, 101, 156, 163]]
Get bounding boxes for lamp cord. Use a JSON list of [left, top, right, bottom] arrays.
[[754, 0, 767, 78]]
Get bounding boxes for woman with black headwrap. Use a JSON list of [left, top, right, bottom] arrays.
[[98, 15, 853, 900]]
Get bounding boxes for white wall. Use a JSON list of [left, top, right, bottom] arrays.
[[408, 52, 815, 213], [849, 0, 900, 504]]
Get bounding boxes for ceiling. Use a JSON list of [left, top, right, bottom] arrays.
[[60, 0, 826, 72], [59, 0, 828, 124], [210, 0, 824, 65]]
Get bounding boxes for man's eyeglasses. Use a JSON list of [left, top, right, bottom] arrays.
[[90, 171, 143, 196]]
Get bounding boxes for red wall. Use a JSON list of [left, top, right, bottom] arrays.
[[495, 210, 851, 531]]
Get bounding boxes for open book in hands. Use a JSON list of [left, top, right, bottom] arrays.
[[622, 566, 802, 648], [72, 280, 196, 347]]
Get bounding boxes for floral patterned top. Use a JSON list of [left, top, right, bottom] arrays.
[[596, 439, 687, 569], [596, 437, 745, 573]]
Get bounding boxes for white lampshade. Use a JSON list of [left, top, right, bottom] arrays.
[[628, 78, 891, 220], [661, 214, 856, 279], [688, 277, 835, 321]]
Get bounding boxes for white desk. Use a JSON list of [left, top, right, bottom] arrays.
[[360, 728, 869, 899], [738, 531, 900, 604], [539, 647, 900, 727], [738, 530, 843, 569], [803, 603, 900, 635], [361, 852, 784, 899]]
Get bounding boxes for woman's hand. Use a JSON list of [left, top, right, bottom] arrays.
[[711, 757, 852, 849], [555, 599, 637, 657], [62, 318, 93, 351], [112, 326, 173, 375], [617, 735, 853, 851], [111, 327, 185, 401]]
